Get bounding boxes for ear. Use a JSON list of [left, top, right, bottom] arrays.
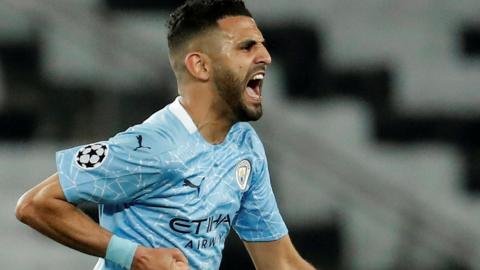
[[184, 52, 210, 81]]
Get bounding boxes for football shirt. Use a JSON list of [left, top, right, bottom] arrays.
[[56, 97, 288, 270]]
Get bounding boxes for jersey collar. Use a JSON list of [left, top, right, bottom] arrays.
[[169, 96, 198, 134]]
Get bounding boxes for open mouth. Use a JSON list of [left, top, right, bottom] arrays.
[[245, 73, 264, 102]]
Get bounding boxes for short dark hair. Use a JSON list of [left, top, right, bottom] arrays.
[[167, 0, 252, 52]]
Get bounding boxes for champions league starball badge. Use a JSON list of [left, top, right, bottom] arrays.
[[75, 142, 109, 169], [236, 159, 251, 191]]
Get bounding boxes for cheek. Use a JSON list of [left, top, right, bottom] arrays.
[[237, 62, 250, 77], [238, 65, 246, 75]]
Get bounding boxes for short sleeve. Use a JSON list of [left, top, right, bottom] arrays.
[[56, 125, 170, 205], [232, 156, 288, 242]]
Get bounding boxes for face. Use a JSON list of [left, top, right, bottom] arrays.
[[210, 16, 272, 122]]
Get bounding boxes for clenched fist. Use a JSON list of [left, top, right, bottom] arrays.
[[132, 246, 190, 270]]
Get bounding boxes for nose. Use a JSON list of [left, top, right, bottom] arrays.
[[256, 45, 272, 65]]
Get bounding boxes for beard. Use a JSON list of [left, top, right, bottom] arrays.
[[213, 65, 263, 122]]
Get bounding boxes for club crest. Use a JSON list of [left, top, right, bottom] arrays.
[[75, 142, 109, 170], [235, 159, 251, 191]]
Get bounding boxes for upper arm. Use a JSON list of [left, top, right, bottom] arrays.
[[56, 125, 171, 205], [18, 173, 65, 204], [243, 235, 315, 270], [16, 173, 66, 221]]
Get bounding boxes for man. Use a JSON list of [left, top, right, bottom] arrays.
[[15, 0, 316, 269]]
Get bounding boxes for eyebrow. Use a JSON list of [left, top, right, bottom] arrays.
[[238, 39, 267, 48]]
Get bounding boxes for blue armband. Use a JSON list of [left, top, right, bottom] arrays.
[[105, 235, 139, 270]]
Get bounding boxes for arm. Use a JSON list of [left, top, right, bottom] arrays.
[[15, 173, 111, 256], [243, 235, 316, 270], [15, 173, 189, 270]]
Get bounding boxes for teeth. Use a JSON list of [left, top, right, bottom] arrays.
[[252, 74, 264, 80]]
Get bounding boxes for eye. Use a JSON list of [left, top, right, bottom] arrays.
[[241, 44, 254, 52], [240, 41, 256, 52]]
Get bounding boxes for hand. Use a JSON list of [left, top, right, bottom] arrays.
[[131, 246, 190, 270]]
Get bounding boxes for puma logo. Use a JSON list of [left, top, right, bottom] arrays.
[[183, 177, 205, 196], [134, 135, 151, 151]]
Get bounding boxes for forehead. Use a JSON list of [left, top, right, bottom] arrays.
[[216, 16, 264, 42]]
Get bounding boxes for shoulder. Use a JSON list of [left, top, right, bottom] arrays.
[[110, 105, 191, 155], [233, 122, 267, 158]]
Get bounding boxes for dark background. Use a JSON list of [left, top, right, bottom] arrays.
[[3, 0, 480, 269]]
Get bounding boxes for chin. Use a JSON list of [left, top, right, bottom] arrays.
[[237, 103, 263, 122]]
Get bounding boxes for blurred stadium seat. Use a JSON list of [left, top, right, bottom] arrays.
[[3, 0, 480, 269]]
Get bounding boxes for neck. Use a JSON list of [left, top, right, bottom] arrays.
[[179, 86, 236, 145]]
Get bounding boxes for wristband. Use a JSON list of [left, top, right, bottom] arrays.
[[105, 235, 139, 270]]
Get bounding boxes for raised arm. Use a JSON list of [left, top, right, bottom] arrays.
[[243, 235, 316, 270], [15, 173, 189, 270]]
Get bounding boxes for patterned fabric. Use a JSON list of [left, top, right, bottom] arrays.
[[56, 97, 288, 270]]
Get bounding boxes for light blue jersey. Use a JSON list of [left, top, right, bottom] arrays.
[[56, 97, 288, 270]]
